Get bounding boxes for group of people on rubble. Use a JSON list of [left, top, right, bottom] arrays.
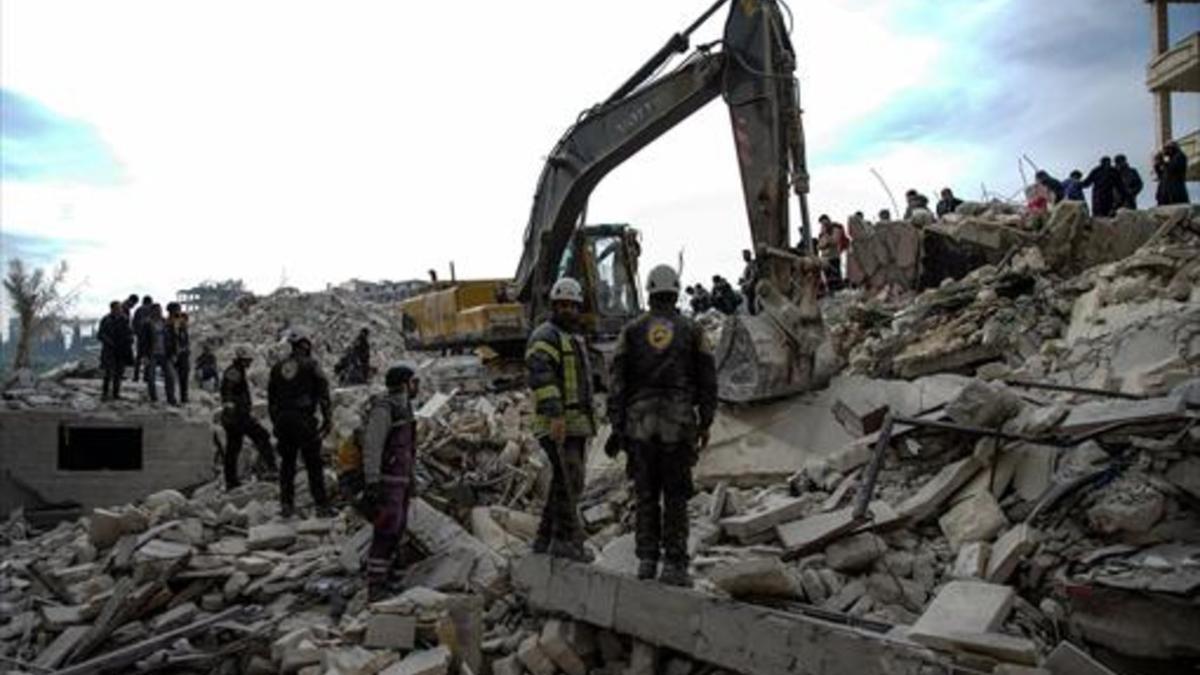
[[684, 274, 742, 315], [1033, 143, 1191, 217], [97, 295, 196, 404]]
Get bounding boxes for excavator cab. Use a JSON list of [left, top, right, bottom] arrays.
[[556, 224, 643, 340]]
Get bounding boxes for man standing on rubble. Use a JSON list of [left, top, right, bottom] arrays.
[[268, 330, 333, 518], [98, 301, 134, 401], [816, 215, 849, 292], [131, 295, 154, 382], [607, 265, 717, 587], [1154, 142, 1191, 206], [1081, 156, 1128, 217], [1114, 155, 1143, 209], [165, 304, 191, 404], [357, 362, 419, 600], [936, 188, 963, 217], [526, 277, 595, 561], [142, 304, 178, 405], [221, 344, 278, 489]]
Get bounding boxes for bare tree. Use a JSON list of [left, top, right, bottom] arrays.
[[4, 259, 77, 370]]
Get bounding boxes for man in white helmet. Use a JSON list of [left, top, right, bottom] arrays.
[[525, 277, 596, 562], [607, 264, 717, 586]]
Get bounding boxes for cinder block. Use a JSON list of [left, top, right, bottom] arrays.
[[364, 613, 416, 650]]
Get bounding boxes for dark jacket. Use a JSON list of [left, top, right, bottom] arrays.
[[140, 319, 168, 358], [936, 197, 963, 217], [268, 354, 332, 422], [525, 319, 595, 438], [1156, 149, 1191, 206], [1039, 176, 1065, 203], [166, 321, 189, 361], [1117, 165, 1143, 208], [98, 313, 134, 366], [221, 363, 255, 425], [1082, 165, 1128, 217], [609, 307, 718, 445]]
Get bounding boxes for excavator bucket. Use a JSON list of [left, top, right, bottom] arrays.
[[713, 252, 830, 403]]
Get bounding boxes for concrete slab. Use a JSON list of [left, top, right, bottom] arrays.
[[1044, 641, 1119, 675], [939, 492, 1009, 551], [986, 524, 1039, 584], [1058, 396, 1186, 435], [719, 497, 809, 542], [909, 581, 1014, 652], [896, 457, 981, 524], [776, 502, 897, 554]]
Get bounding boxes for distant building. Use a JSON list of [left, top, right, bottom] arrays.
[[335, 278, 430, 304], [1145, 0, 1199, 179], [176, 279, 248, 314]]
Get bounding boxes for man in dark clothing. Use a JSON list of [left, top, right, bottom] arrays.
[[196, 344, 219, 392], [936, 188, 963, 217], [525, 277, 596, 562], [1035, 171, 1065, 203], [98, 301, 134, 401], [121, 294, 139, 320], [221, 345, 277, 489], [358, 362, 420, 600], [336, 328, 372, 385], [1114, 155, 1143, 209], [141, 304, 178, 405], [878, 209, 892, 222], [686, 285, 712, 315], [1155, 142, 1191, 206], [131, 295, 155, 382], [711, 275, 742, 315], [608, 265, 717, 587], [1062, 170, 1086, 201], [1081, 157, 1129, 217], [268, 330, 333, 518], [903, 189, 931, 220], [166, 304, 191, 404], [738, 249, 762, 314]]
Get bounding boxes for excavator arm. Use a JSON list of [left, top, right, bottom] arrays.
[[515, 0, 829, 402]]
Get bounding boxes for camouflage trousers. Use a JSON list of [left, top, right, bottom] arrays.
[[628, 439, 695, 566]]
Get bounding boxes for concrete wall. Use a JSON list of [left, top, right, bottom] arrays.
[[0, 410, 213, 516]]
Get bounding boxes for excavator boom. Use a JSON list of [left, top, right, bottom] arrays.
[[515, 0, 829, 402]]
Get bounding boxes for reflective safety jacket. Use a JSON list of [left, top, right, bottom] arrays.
[[525, 319, 595, 438]]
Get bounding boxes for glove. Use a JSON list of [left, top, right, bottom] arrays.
[[356, 481, 384, 520], [604, 433, 623, 458], [698, 429, 711, 451]]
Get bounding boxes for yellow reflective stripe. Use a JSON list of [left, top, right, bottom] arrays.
[[533, 384, 562, 401], [526, 340, 561, 362], [561, 333, 578, 407]]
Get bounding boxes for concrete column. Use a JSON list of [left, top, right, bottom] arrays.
[[1150, 0, 1172, 148]]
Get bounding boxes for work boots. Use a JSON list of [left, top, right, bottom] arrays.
[[658, 562, 692, 587], [637, 560, 658, 580]]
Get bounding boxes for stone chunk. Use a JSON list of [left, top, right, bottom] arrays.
[[33, 626, 89, 670], [1058, 396, 1186, 435], [88, 508, 144, 549], [1167, 457, 1200, 501], [364, 613, 416, 650], [952, 542, 991, 580], [708, 558, 802, 599], [824, 533, 887, 573], [150, 601, 197, 632], [776, 502, 896, 553], [719, 497, 809, 542], [1086, 482, 1165, 535], [236, 556, 275, 576], [909, 581, 1015, 652], [516, 634, 556, 675], [939, 492, 1008, 550], [939, 631, 1039, 665], [380, 646, 451, 675], [1043, 640, 1119, 675], [986, 524, 1038, 583], [491, 654, 524, 675], [247, 523, 297, 550], [897, 457, 981, 523], [540, 619, 587, 675], [945, 380, 1022, 428]]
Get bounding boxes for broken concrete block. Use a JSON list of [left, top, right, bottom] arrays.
[[41, 604, 90, 629], [896, 457, 981, 523], [581, 502, 615, 527], [799, 569, 829, 604], [491, 654, 524, 675], [322, 646, 392, 674], [952, 542, 991, 580], [1166, 456, 1200, 502], [939, 631, 1040, 665], [540, 618, 587, 675], [150, 601, 197, 632], [708, 558, 802, 599], [516, 634, 556, 675], [280, 638, 322, 673], [775, 502, 896, 553], [909, 581, 1015, 652], [939, 491, 1008, 550], [224, 570, 250, 600], [832, 398, 889, 437], [33, 625, 89, 670], [236, 556, 274, 576], [719, 496, 809, 542], [945, 380, 1023, 429], [1011, 444, 1056, 502], [88, 508, 131, 549], [1086, 483, 1165, 535], [628, 640, 658, 675], [1043, 640, 1119, 675], [380, 646, 451, 675], [407, 498, 507, 594], [1058, 396, 1186, 435], [986, 524, 1038, 583], [822, 579, 866, 612], [824, 533, 887, 573], [247, 522, 297, 550], [364, 613, 416, 650]]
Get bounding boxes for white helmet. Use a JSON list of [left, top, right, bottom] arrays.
[[646, 265, 681, 297], [549, 277, 584, 305], [234, 344, 254, 361]]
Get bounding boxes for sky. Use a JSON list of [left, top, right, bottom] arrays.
[[2, 0, 1198, 324]]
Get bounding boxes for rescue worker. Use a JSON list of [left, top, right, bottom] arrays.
[[358, 362, 420, 600], [221, 344, 278, 489], [142, 304, 178, 405], [131, 295, 154, 382], [268, 330, 333, 518], [336, 327, 371, 385], [526, 277, 596, 561], [98, 300, 134, 401], [607, 265, 717, 587], [165, 304, 191, 404], [195, 343, 220, 392]]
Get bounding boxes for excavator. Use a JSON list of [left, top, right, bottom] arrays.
[[402, 0, 827, 402]]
